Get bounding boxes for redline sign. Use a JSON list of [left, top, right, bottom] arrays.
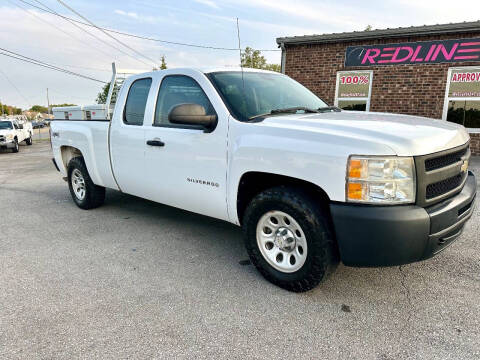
[[345, 38, 480, 67]]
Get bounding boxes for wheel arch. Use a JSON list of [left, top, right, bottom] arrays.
[[236, 171, 331, 225], [60, 145, 84, 172]]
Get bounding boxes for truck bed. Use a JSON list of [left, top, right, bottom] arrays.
[[51, 120, 118, 190]]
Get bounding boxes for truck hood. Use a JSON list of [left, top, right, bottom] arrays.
[[0, 129, 14, 136], [261, 111, 470, 156]]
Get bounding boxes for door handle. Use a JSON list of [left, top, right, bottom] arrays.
[[146, 139, 165, 147]]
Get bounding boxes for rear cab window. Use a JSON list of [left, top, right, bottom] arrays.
[[124, 78, 152, 125]]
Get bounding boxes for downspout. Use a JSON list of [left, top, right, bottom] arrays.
[[280, 42, 286, 74]]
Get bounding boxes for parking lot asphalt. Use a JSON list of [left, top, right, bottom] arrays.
[[0, 141, 479, 360]]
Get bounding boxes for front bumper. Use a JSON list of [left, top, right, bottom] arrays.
[[330, 171, 476, 267], [0, 140, 15, 149]]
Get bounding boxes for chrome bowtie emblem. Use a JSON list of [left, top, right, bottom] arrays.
[[461, 160, 469, 173]]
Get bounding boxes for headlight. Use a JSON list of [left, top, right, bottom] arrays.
[[6, 134, 14, 140], [346, 156, 416, 204]]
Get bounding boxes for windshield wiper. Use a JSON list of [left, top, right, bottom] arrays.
[[248, 106, 319, 121], [317, 106, 341, 113]]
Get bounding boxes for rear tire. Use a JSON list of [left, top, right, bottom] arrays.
[[242, 186, 338, 292], [26, 134, 33, 145], [12, 138, 19, 153], [67, 157, 105, 209]]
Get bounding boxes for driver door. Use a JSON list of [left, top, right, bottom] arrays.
[[143, 74, 229, 220]]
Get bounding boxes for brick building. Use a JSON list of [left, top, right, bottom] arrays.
[[276, 21, 480, 155]]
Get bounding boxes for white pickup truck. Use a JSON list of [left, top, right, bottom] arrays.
[[51, 68, 476, 292], [0, 118, 33, 152]]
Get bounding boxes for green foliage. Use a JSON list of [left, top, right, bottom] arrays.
[[29, 104, 75, 117], [30, 105, 48, 113], [241, 47, 281, 72], [364, 25, 373, 31], [51, 103, 76, 107], [263, 63, 281, 72], [160, 55, 167, 70], [1, 102, 22, 115], [96, 83, 110, 104], [96, 82, 121, 104], [153, 55, 167, 71]]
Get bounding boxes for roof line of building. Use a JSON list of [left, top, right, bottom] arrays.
[[276, 20, 480, 46]]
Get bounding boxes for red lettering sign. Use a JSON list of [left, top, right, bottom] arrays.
[[346, 38, 480, 66]]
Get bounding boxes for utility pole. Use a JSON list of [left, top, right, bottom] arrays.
[[46, 88, 51, 116]]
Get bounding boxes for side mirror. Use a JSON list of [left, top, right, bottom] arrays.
[[168, 104, 217, 131]]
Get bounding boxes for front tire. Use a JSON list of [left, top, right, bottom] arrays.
[[12, 138, 19, 153], [242, 186, 338, 292], [67, 157, 105, 209]]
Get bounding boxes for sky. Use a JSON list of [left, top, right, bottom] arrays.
[[0, 0, 479, 109]]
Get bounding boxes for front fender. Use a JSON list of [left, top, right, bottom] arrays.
[[226, 120, 396, 224]]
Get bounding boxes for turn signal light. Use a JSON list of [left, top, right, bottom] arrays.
[[348, 159, 363, 178], [347, 183, 363, 200]]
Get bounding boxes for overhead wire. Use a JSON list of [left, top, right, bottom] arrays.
[[0, 68, 31, 105], [9, 0, 117, 62], [17, 0, 280, 52], [55, 0, 158, 66], [28, 0, 153, 68], [0, 48, 107, 83]]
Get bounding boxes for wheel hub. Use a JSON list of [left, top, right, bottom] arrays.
[[256, 210, 308, 273], [71, 169, 86, 200], [274, 227, 296, 251]]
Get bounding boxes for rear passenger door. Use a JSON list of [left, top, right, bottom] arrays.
[[143, 74, 229, 220], [110, 77, 154, 197], [13, 121, 24, 142]]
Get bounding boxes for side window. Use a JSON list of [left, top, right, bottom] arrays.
[[154, 75, 215, 126], [124, 78, 152, 125]]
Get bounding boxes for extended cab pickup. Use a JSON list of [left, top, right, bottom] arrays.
[[51, 68, 477, 292], [0, 119, 33, 152]]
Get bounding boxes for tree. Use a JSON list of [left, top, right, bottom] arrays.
[[263, 63, 281, 72], [51, 103, 76, 107], [96, 80, 123, 104], [0, 104, 22, 115], [30, 105, 48, 113], [241, 47, 281, 72], [96, 83, 110, 104], [152, 55, 167, 71], [364, 25, 373, 31], [160, 55, 167, 70]]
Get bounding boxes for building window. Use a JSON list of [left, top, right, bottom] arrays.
[[442, 67, 480, 132], [334, 70, 373, 111]]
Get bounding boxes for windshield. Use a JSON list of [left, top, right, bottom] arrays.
[[0, 121, 13, 129], [208, 71, 328, 121]]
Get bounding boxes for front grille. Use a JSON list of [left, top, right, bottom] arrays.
[[426, 174, 463, 199], [0, 135, 4, 142], [424, 148, 467, 172], [415, 142, 470, 207]]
